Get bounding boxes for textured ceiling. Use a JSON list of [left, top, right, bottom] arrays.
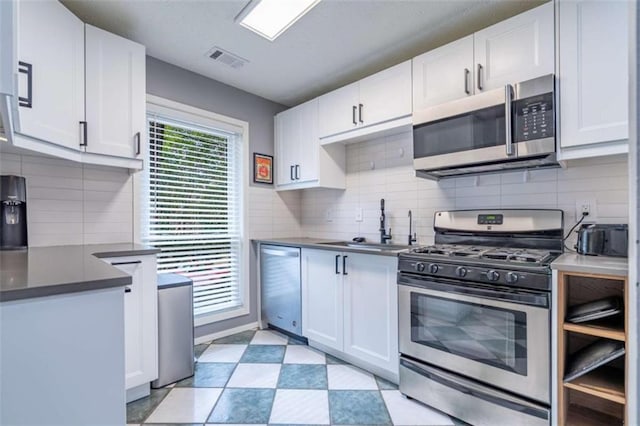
[[62, 0, 546, 107]]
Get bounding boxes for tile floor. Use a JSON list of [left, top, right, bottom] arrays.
[[127, 329, 464, 426]]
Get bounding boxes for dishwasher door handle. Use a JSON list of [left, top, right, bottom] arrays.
[[262, 248, 300, 257]]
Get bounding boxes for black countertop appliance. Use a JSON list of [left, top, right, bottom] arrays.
[[576, 224, 628, 257], [1, 175, 28, 250]]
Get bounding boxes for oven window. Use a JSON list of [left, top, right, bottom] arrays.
[[410, 292, 527, 375], [413, 104, 506, 159]]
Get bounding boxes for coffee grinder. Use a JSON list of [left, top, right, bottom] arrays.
[[1, 175, 28, 249]]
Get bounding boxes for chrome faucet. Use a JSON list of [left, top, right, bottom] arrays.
[[408, 210, 417, 246], [379, 198, 392, 244]]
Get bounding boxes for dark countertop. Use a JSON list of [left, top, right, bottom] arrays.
[[252, 237, 411, 257], [0, 244, 160, 302], [551, 253, 628, 277]]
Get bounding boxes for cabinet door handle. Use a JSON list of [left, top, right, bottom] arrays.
[[358, 103, 363, 123], [352, 105, 357, 125], [477, 64, 484, 91], [110, 260, 142, 266], [134, 132, 141, 155], [124, 287, 132, 293], [343, 255, 348, 275], [295, 164, 300, 180], [79, 121, 88, 147], [464, 68, 470, 95], [18, 61, 33, 108], [335, 255, 340, 274], [290, 165, 295, 181]]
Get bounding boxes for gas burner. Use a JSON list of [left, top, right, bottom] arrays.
[[480, 248, 556, 265], [410, 244, 559, 267]]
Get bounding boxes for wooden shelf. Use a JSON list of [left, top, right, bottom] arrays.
[[558, 270, 629, 425], [563, 322, 625, 341], [563, 366, 625, 404], [566, 403, 623, 426]]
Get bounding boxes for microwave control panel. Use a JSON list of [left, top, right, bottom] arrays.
[[513, 92, 554, 142]]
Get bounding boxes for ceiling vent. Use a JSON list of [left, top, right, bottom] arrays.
[[206, 47, 248, 69]]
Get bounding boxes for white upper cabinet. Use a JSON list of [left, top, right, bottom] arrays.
[[474, 2, 554, 91], [0, 1, 16, 97], [318, 61, 411, 141], [275, 107, 298, 186], [413, 35, 475, 110], [275, 98, 345, 191], [558, 0, 628, 150], [358, 61, 412, 128], [318, 82, 359, 138], [3, 1, 144, 170], [15, 0, 85, 150], [412, 3, 553, 112], [85, 25, 145, 159]]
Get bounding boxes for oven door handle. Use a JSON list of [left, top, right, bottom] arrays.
[[400, 358, 549, 421], [398, 273, 548, 308]]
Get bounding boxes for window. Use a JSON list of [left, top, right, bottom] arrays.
[[143, 98, 248, 323]]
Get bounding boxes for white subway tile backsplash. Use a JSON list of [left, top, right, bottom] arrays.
[[300, 131, 629, 245], [3, 153, 134, 246]]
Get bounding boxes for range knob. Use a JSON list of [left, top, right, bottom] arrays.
[[415, 262, 426, 272], [486, 270, 500, 281], [456, 266, 467, 277], [506, 272, 519, 284], [428, 264, 439, 274]]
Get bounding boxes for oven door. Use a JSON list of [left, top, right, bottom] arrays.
[[413, 87, 509, 171], [398, 274, 550, 404]]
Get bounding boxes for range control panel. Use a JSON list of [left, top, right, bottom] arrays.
[[477, 214, 504, 225]]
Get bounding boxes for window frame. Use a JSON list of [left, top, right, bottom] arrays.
[[134, 95, 250, 326]]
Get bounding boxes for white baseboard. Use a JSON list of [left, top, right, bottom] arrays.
[[194, 322, 259, 345]]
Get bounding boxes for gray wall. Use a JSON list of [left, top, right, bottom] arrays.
[[146, 56, 287, 338]]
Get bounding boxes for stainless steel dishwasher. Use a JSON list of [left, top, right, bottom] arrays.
[[260, 244, 302, 336]]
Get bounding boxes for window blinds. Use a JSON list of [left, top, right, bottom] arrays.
[[145, 113, 242, 317]]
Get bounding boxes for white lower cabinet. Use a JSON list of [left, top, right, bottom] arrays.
[[103, 254, 158, 402], [302, 248, 398, 378], [343, 253, 398, 375], [301, 248, 344, 350]]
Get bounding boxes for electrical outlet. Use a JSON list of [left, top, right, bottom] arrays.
[[355, 208, 363, 222], [575, 199, 597, 222]]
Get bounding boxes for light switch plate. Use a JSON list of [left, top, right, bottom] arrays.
[[355, 208, 363, 222], [325, 208, 333, 222]]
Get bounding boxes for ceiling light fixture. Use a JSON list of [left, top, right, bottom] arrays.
[[236, 0, 321, 41]]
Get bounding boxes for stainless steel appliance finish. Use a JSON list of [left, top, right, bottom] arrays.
[[398, 209, 563, 426], [0, 175, 28, 249], [398, 277, 550, 402], [399, 358, 550, 426], [576, 224, 628, 258], [413, 74, 557, 180], [260, 244, 302, 336], [152, 274, 195, 388]]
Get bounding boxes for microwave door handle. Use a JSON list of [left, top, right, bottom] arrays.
[[505, 84, 514, 156]]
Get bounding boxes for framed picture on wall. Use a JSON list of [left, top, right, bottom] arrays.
[[253, 153, 273, 184]]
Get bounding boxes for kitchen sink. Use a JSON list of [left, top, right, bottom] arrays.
[[318, 241, 411, 251]]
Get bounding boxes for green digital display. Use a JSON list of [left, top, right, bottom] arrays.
[[478, 214, 503, 225]]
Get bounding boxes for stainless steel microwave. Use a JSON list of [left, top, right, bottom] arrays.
[[413, 74, 557, 180]]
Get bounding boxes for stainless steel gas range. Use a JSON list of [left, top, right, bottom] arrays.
[[398, 209, 564, 426]]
